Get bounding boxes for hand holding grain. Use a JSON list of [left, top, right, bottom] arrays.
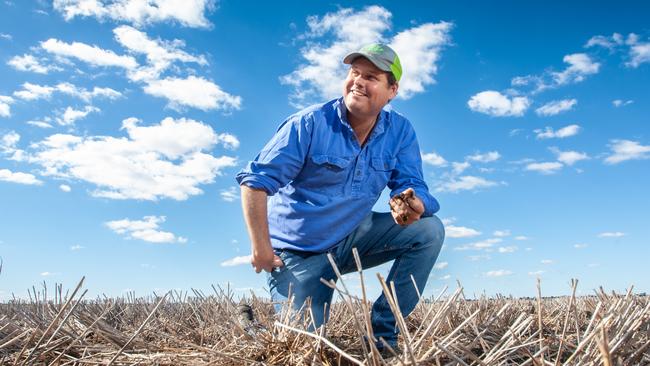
[[389, 188, 425, 226]]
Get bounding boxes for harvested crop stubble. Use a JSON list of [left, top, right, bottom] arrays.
[[1, 271, 649, 365]]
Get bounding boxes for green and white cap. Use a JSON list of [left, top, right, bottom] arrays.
[[343, 43, 402, 82]]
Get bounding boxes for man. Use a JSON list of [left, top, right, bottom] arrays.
[[236, 43, 445, 351]]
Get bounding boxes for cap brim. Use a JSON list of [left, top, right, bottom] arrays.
[[343, 52, 392, 73]]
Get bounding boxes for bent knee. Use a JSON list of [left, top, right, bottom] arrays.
[[414, 215, 445, 247]]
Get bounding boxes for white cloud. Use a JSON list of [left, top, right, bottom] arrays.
[[439, 274, 451, 280], [56, 106, 100, 126], [612, 99, 633, 107], [535, 124, 581, 139], [114, 25, 207, 82], [40, 271, 58, 276], [0, 95, 14, 117], [0, 33, 11, 40], [467, 151, 500, 163], [1, 131, 20, 152], [535, 99, 577, 116], [528, 270, 545, 276], [525, 162, 563, 174], [41, 38, 138, 69], [13, 83, 56, 100], [497, 246, 518, 253], [106, 215, 186, 243], [468, 254, 490, 262], [493, 230, 510, 237], [220, 186, 239, 202], [436, 175, 499, 193], [446, 225, 481, 238], [0, 169, 43, 185], [60, 184, 72, 192], [15, 82, 118, 103], [550, 147, 589, 166], [574, 243, 588, 249], [541, 259, 554, 265], [551, 53, 600, 85], [389, 22, 453, 99], [626, 35, 650, 68], [70, 244, 84, 250], [467, 91, 530, 117], [422, 151, 447, 167], [144, 76, 242, 111], [485, 269, 512, 277], [433, 261, 448, 270], [585, 33, 624, 49], [455, 238, 502, 251], [220, 255, 252, 267], [514, 236, 529, 241], [604, 139, 650, 164], [7, 54, 61, 74], [216, 133, 240, 150], [598, 232, 625, 238], [27, 120, 54, 129], [53, 0, 216, 28], [281, 6, 452, 107], [452, 161, 470, 174], [28, 117, 237, 200]]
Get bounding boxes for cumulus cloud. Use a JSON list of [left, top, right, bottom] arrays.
[[612, 99, 633, 107], [535, 124, 581, 139], [436, 175, 500, 193], [585, 33, 624, 49], [528, 270, 545, 276], [221, 255, 252, 267], [625, 34, 650, 68], [70, 244, 84, 250], [525, 162, 563, 174], [281, 6, 452, 107], [0, 96, 14, 117], [53, 0, 216, 28], [41, 38, 138, 69], [485, 270, 512, 277], [433, 261, 448, 270], [56, 106, 100, 126], [604, 139, 650, 164], [598, 232, 625, 238], [144, 76, 242, 111], [550, 147, 589, 166], [467, 151, 500, 163], [0, 169, 43, 185], [541, 259, 554, 265], [28, 117, 238, 200], [467, 91, 530, 117], [106, 215, 187, 243], [551, 53, 600, 85], [114, 25, 207, 82], [535, 99, 577, 116], [13, 82, 118, 103], [60, 184, 71, 192], [455, 238, 502, 251], [422, 151, 447, 167], [220, 186, 239, 202], [446, 225, 481, 238], [493, 230, 510, 237], [514, 236, 529, 241], [7, 54, 61, 74], [497, 246, 518, 253], [574, 243, 588, 249]]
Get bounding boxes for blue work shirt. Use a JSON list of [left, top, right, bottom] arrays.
[[236, 97, 439, 252]]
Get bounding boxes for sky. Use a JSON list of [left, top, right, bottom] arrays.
[[1, 1, 649, 302]]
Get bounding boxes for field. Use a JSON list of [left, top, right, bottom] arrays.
[[1, 273, 648, 365]]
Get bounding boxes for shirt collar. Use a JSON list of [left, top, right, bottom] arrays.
[[335, 97, 389, 138]]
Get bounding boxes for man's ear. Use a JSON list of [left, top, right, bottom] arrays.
[[389, 82, 399, 99]]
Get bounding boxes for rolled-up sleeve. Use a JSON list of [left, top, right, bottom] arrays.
[[387, 122, 440, 216], [236, 113, 313, 195]]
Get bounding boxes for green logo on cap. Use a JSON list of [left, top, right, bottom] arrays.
[[362, 44, 385, 54]]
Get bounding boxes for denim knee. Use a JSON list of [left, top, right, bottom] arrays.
[[414, 215, 445, 249]]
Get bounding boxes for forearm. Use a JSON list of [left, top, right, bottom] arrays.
[[240, 185, 273, 257]]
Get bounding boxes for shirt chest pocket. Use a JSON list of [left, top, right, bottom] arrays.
[[368, 157, 397, 196], [306, 154, 353, 194]]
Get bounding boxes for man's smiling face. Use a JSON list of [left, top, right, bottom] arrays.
[[343, 57, 398, 122]]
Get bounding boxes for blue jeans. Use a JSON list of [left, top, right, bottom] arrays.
[[267, 211, 445, 347]]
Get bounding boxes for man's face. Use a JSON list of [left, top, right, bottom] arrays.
[[343, 57, 398, 121]]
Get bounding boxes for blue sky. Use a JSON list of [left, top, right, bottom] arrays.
[[1, 1, 649, 301]]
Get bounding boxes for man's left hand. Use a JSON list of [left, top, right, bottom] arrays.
[[389, 188, 425, 226]]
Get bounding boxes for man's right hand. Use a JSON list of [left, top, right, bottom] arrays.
[[251, 248, 284, 273]]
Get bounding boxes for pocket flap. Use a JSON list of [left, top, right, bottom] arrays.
[[311, 155, 352, 169], [371, 157, 397, 171]]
